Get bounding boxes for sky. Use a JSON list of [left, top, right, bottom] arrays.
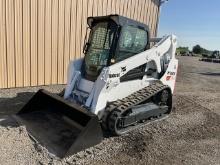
[[158, 0, 220, 51]]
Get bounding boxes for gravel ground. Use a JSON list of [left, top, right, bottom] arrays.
[[0, 56, 219, 165]]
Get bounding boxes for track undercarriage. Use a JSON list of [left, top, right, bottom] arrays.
[[103, 82, 172, 135]]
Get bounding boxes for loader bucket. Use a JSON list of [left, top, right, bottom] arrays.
[[14, 89, 103, 158]]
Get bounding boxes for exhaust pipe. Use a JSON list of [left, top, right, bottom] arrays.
[[14, 89, 103, 158]]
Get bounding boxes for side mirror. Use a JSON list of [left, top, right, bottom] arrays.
[[83, 42, 90, 54], [83, 27, 91, 54]]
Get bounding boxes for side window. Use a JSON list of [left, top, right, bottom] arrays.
[[115, 26, 148, 62], [134, 28, 148, 51]]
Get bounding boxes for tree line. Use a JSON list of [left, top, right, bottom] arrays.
[[177, 45, 219, 58]]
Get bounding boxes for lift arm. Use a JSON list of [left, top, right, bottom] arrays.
[[105, 35, 177, 79]]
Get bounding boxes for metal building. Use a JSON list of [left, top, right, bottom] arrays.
[[0, 0, 161, 88]]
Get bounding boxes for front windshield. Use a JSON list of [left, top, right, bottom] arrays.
[[84, 21, 116, 79]]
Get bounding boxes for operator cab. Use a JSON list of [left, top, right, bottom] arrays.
[[82, 15, 150, 81]]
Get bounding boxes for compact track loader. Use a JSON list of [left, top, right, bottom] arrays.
[[15, 15, 178, 158]]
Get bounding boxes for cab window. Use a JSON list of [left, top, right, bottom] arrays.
[[115, 26, 148, 62]]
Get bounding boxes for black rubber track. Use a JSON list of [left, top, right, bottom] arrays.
[[102, 81, 172, 135]]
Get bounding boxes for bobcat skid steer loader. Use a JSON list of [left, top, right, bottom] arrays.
[[14, 15, 178, 158]]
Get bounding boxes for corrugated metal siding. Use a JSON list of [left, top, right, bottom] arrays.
[[0, 0, 160, 88]]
